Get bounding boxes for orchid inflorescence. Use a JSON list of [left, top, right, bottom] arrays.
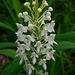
[[15, 0, 57, 75]]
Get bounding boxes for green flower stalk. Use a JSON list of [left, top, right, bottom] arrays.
[[15, 0, 57, 75]]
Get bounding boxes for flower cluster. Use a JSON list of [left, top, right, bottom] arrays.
[[15, 0, 57, 75]]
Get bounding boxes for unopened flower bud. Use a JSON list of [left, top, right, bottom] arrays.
[[32, 1, 36, 5], [18, 13, 22, 17], [37, 41, 41, 45], [38, 8, 42, 12], [23, 12, 28, 16], [47, 12, 51, 16], [46, 16, 51, 21], [48, 7, 53, 11], [44, 1, 48, 6], [28, 24, 33, 29], [24, 2, 30, 6]]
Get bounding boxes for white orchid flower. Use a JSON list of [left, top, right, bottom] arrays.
[[41, 48, 50, 60], [46, 34, 57, 45], [49, 50, 56, 61], [16, 23, 27, 33], [27, 64, 35, 75], [31, 52, 39, 64], [26, 35, 35, 46], [19, 54, 28, 65], [34, 41, 42, 53], [39, 59, 47, 70]]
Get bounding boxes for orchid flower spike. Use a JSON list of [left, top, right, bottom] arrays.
[[15, 0, 57, 75]]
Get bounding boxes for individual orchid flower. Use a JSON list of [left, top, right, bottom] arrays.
[[16, 53, 28, 65], [41, 28, 48, 37], [15, 32, 26, 42], [46, 20, 55, 32], [46, 34, 57, 45], [27, 64, 35, 75], [16, 23, 27, 33], [31, 52, 39, 64], [26, 35, 35, 46], [39, 59, 47, 70], [41, 48, 50, 60], [34, 41, 42, 53], [49, 50, 56, 61]]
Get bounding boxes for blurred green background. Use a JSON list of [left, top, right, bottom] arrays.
[[0, 0, 75, 75]]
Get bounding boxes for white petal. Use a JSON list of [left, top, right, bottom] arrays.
[[43, 64, 47, 70], [34, 43, 37, 47], [36, 55, 39, 58], [52, 50, 56, 53], [46, 52, 50, 60], [31, 37, 35, 42], [41, 20, 45, 24], [28, 40, 31, 46], [33, 57, 36, 64], [18, 50, 25, 56], [52, 56, 55, 61], [23, 55, 27, 61], [23, 26, 27, 33], [37, 47, 40, 53], [53, 41, 58, 45], [25, 45, 30, 51], [41, 30, 44, 36], [19, 58, 23, 65], [41, 49, 46, 54], [29, 69, 32, 75], [24, 16, 29, 22], [31, 66, 35, 70]]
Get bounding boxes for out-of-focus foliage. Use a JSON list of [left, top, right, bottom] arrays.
[[0, 0, 75, 75]]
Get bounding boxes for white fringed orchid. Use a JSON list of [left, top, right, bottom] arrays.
[[15, 0, 57, 75], [27, 64, 35, 75], [31, 52, 39, 64], [39, 59, 47, 70], [49, 50, 56, 61], [34, 41, 42, 53]]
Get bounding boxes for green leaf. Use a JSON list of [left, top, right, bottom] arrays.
[[63, 65, 75, 75], [11, 0, 23, 24], [54, 53, 67, 61], [1, 57, 25, 75], [0, 49, 16, 58], [53, 41, 75, 51], [2, 0, 17, 24], [0, 42, 17, 49], [56, 32, 75, 42], [0, 22, 15, 32]]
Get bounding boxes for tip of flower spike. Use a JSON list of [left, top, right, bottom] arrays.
[[32, 1, 36, 5], [38, 8, 42, 13], [44, 1, 48, 6], [18, 13, 22, 17], [24, 2, 30, 6], [48, 7, 53, 11], [23, 12, 28, 16]]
